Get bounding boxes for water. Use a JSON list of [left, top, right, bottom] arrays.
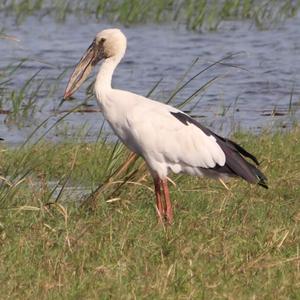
[[0, 15, 300, 144]]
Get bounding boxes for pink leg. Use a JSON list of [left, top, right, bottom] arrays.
[[161, 179, 173, 224], [153, 177, 165, 222]]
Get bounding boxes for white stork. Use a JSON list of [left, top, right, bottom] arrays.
[[64, 28, 267, 224]]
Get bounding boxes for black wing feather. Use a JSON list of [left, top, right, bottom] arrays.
[[170, 112, 268, 188]]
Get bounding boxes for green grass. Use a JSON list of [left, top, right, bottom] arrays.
[[1, 0, 300, 30], [0, 59, 69, 126], [0, 127, 299, 299]]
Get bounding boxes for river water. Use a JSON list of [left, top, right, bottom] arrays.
[[0, 14, 299, 144]]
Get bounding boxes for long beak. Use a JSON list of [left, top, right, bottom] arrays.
[[63, 39, 104, 100]]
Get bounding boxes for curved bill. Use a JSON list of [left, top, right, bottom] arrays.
[[63, 39, 104, 99]]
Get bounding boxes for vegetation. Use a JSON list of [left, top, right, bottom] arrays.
[[0, 1, 300, 298], [1, 0, 300, 30], [0, 125, 299, 299]]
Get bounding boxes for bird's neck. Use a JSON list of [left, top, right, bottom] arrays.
[[94, 54, 124, 113], [95, 56, 121, 92]]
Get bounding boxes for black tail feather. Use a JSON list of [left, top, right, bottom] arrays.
[[218, 136, 260, 166], [170, 111, 268, 188], [216, 140, 268, 189], [246, 161, 268, 189]]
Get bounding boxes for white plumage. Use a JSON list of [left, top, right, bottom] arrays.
[[64, 28, 267, 224], [99, 88, 226, 177]]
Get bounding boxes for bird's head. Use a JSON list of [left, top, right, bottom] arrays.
[[63, 28, 127, 99]]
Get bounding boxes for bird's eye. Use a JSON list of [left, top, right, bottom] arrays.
[[100, 38, 106, 43]]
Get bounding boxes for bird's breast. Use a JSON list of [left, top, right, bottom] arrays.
[[104, 111, 142, 155]]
